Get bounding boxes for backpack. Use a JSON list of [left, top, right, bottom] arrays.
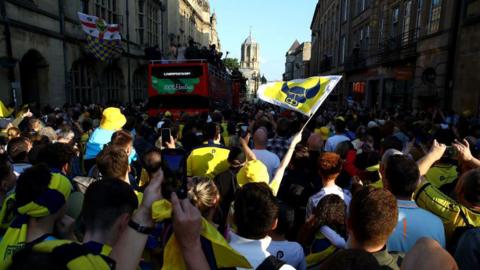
[[448, 208, 476, 253], [256, 255, 286, 270]]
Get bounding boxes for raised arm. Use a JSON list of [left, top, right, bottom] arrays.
[[240, 133, 256, 161], [171, 193, 211, 270], [110, 170, 163, 270], [417, 140, 446, 177], [270, 131, 303, 196], [454, 139, 480, 168]]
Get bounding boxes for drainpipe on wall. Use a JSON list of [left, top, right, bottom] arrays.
[[59, 0, 69, 104], [0, 0, 17, 108]]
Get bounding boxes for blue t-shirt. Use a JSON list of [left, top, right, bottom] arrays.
[[387, 200, 446, 252]]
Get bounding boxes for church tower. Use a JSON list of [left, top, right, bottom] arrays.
[[240, 31, 260, 71], [239, 30, 261, 100]]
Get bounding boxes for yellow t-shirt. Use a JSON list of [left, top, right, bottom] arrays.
[[425, 164, 458, 188], [187, 142, 230, 178], [415, 182, 480, 242]]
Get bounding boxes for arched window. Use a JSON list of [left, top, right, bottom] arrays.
[[70, 60, 98, 104], [133, 67, 148, 101], [102, 66, 124, 103]]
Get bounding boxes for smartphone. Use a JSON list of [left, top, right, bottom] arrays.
[[239, 124, 249, 138], [161, 128, 171, 146], [161, 148, 187, 199], [445, 146, 458, 159]]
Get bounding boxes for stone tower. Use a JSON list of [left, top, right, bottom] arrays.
[[240, 30, 260, 71], [239, 30, 260, 99]]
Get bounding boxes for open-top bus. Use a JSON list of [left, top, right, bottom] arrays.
[[147, 60, 240, 117]]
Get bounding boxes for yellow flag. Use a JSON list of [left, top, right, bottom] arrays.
[[0, 101, 13, 118], [257, 76, 342, 116]]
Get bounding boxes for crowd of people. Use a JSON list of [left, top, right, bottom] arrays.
[[164, 39, 226, 71], [0, 100, 479, 270]]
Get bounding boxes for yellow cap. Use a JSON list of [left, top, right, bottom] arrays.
[[99, 107, 126, 131], [164, 111, 172, 117], [319, 126, 330, 140], [236, 160, 270, 187]]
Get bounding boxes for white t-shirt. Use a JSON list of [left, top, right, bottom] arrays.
[[253, 149, 280, 180], [306, 185, 352, 218], [324, 134, 350, 152], [267, 240, 307, 270], [228, 232, 295, 270]]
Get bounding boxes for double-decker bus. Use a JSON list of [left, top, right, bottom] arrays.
[[147, 60, 240, 117]]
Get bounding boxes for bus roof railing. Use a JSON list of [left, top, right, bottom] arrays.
[[149, 59, 207, 64]]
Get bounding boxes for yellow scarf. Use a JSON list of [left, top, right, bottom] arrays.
[[17, 240, 113, 269], [0, 173, 72, 270], [151, 199, 252, 270]]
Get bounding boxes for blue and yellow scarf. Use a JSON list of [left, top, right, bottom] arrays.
[[0, 173, 72, 270]]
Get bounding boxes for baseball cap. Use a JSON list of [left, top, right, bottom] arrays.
[[236, 160, 270, 187]]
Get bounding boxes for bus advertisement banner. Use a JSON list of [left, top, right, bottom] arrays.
[[148, 63, 208, 97]]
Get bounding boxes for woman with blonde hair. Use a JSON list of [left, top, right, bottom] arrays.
[[188, 177, 220, 225]]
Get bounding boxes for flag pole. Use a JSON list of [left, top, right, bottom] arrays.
[[301, 113, 316, 131]]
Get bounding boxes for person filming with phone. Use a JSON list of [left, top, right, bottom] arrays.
[[186, 122, 230, 179]]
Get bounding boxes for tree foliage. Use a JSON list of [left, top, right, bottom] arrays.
[[223, 58, 240, 71]]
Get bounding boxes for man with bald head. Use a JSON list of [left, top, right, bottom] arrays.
[[253, 127, 280, 180]]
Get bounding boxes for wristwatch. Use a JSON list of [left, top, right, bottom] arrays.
[[128, 220, 154, 235]]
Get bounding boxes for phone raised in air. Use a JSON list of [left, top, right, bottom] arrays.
[[161, 128, 171, 146], [161, 148, 188, 199], [239, 124, 249, 138]]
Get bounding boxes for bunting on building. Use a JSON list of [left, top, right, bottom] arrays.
[[77, 12, 123, 61]]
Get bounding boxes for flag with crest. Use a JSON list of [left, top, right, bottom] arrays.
[[77, 12, 123, 61], [257, 76, 342, 117]]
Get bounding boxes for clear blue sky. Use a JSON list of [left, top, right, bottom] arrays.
[[210, 0, 317, 81]]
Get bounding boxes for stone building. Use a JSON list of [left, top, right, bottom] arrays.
[[310, 0, 480, 115], [284, 40, 300, 81], [283, 40, 311, 80], [239, 31, 260, 100], [0, 0, 220, 108], [165, 0, 220, 49]]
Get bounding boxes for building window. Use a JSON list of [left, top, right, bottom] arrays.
[[133, 68, 147, 101], [356, 0, 367, 15], [379, 4, 386, 47], [428, 0, 443, 34], [392, 7, 400, 37], [342, 0, 349, 22], [70, 61, 97, 104], [102, 66, 124, 102], [340, 35, 346, 64], [146, 1, 159, 46], [81, 0, 89, 13], [416, 0, 424, 37], [94, 0, 118, 23], [365, 25, 370, 52], [137, 0, 145, 45], [465, 0, 480, 19], [403, 0, 412, 43]]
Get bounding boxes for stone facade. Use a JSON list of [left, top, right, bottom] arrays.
[[165, 0, 219, 49], [0, 0, 220, 108], [284, 41, 311, 80], [310, 0, 480, 115], [239, 32, 260, 100]]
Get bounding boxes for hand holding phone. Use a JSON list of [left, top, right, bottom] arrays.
[[161, 148, 187, 200], [239, 124, 249, 138], [161, 128, 171, 146]]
